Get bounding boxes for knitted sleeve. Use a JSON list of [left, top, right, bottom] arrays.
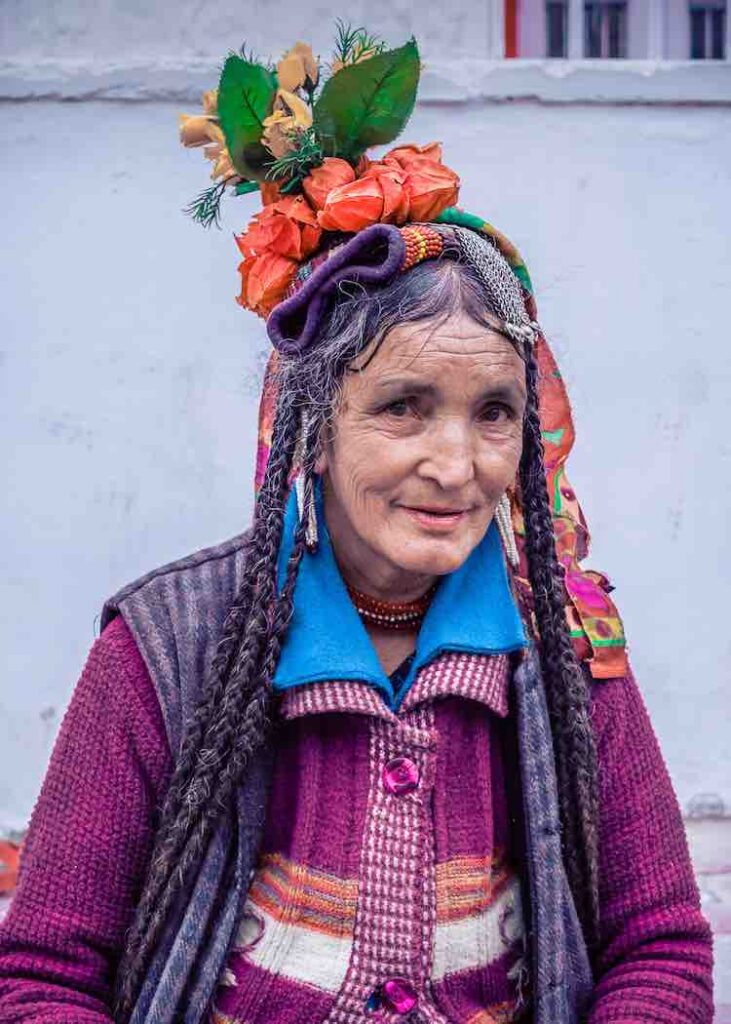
[[0, 616, 173, 1022], [587, 670, 714, 1023]]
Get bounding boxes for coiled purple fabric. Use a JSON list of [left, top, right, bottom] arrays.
[[266, 223, 406, 356]]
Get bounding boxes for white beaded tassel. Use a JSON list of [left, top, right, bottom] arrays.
[[294, 409, 318, 552], [495, 493, 520, 569], [304, 477, 318, 551]]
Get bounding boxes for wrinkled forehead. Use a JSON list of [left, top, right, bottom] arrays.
[[350, 312, 525, 379]]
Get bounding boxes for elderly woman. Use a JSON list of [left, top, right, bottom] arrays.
[[0, 28, 713, 1024]]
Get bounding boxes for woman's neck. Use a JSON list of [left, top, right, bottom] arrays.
[[364, 624, 418, 677]]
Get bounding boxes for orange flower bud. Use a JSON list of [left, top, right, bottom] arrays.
[[272, 195, 321, 258], [237, 196, 321, 263], [385, 141, 443, 169], [360, 161, 409, 224], [316, 177, 386, 232], [303, 158, 356, 211], [404, 158, 460, 221], [237, 252, 298, 318]]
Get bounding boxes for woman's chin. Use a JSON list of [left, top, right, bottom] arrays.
[[384, 535, 477, 579]]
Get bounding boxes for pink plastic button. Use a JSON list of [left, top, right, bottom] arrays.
[[382, 977, 418, 1014], [382, 756, 419, 796]]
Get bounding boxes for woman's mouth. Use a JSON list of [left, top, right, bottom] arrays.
[[400, 505, 470, 532]]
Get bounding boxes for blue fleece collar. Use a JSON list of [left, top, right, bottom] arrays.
[[273, 484, 526, 710]]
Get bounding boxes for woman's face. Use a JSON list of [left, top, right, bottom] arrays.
[[318, 309, 527, 598]]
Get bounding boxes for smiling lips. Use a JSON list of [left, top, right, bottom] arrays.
[[401, 504, 472, 532]]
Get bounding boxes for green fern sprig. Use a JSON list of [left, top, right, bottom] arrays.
[[333, 19, 385, 66], [266, 127, 324, 193], [237, 42, 271, 69], [184, 180, 228, 229]]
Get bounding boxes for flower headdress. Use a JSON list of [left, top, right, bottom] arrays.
[[179, 26, 629, 680], [179, 25, 459, 316]]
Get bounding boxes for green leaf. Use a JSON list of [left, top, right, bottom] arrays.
[[313, 38, 420, 163], [235, 180, 260, 195], [217, 53, 278, 181]]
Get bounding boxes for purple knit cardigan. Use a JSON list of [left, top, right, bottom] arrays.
[[0, 617, 714, 1021], [0, 201, 715, 1021]]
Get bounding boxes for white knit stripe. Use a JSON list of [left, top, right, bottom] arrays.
[[431, 873, 525, 983], [280, 679, 396, 722], [403, 652, 509, 716], [229, 903, 354, 994], [280, 653, 510, 721]]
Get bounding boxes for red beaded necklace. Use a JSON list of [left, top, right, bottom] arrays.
[[346, 582, 437, 631]]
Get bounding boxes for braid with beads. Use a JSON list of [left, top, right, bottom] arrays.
[[114, 250, 600, 1019]]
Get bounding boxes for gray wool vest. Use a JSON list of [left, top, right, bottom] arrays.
[[101, 534, 594, 1024]]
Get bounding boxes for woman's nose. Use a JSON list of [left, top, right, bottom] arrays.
[[417, 421, 476, 489]]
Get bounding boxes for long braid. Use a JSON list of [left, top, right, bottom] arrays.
[[518, 344, 600, 948], [455, 228, 601, 948], [115, 389, 304, 1021]]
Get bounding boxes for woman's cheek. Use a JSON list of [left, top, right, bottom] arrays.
[[478, 435, 523, 492]]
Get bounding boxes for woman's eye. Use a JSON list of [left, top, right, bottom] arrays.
[[383, 398, 415, 418], [480, 403, 512, 424]]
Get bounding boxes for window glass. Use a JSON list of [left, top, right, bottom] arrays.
[[711, 9, 726, 58], [608, 3, 626, 57], [584, 2, 628, 58], [585, 3, 602, 56], [546, 2, 568, 57]]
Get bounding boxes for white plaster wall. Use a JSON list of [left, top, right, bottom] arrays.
[[1, 0, 730, 833], [2, 97, 730, 830], [0, 0, 493, 65]]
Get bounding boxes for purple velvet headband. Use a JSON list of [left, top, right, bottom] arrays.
[[266, 223, 406, 356]]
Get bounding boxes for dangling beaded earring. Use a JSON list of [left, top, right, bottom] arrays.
[[294, 409, 319, 552], [495, 492, 519, 569]]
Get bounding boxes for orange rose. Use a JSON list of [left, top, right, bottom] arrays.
[[303, 158, 356, 211], [237, 196, 321, 262], [384, 141, 443, 169], [317, 178, 384, 232], [317, 164, 409, 232], [237, 251, 298, 318], [383, 141, 460, 221], [360, 162, 409, 224], [404, 158, 460, 221]]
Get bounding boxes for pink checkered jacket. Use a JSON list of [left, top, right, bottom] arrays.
[[209, 653, 529, 1024]]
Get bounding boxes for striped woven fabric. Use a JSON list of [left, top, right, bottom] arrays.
[[207, 653, 529, 1024]]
